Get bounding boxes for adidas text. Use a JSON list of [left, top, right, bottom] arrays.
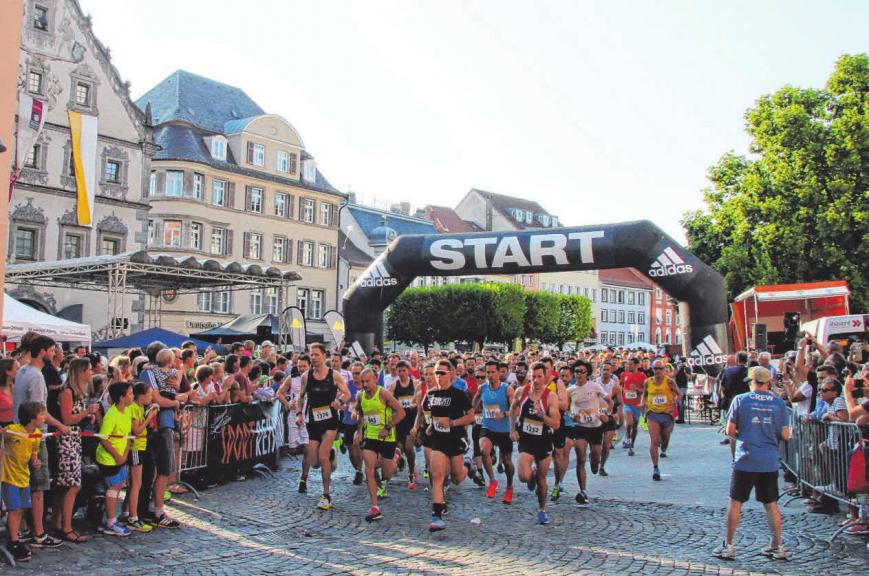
[[359, 276, 397, 287], [649, 263, 694, 277]]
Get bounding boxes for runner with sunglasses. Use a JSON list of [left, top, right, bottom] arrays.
[[474, 360, 515, 503], [568, 360, 612, 505], [510, 362, 561, 525], [426, 360, 475, 532], [641, 359, 682, 481]]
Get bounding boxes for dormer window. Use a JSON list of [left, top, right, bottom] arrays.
[[538, 214, 550, 226], [524, 210, 533, 224], [551, 216, 559, 227], [210, 137, 226, 161], [277, 151, 289, 173], [33, 5, 48, 31], [303, 161, 316, 183]]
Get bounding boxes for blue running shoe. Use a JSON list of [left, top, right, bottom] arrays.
[[537, 510, 551, 525], [429, 516, 447, 532]]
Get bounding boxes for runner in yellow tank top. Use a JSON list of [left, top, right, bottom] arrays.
[[641, 360, 682, 481]]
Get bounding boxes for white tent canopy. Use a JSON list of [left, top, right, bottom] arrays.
[[3, 294, 91, 344]]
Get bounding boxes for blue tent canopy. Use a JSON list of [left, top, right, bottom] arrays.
[[92, 327, 221, 354]]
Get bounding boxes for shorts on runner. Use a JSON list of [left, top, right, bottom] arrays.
[[480, 429, 513, 454], [623, 405, 643, 421], [646, 412, 674, 429], [361, 439, 397, 459], [518, 439, 552, 461], [571, 426, 604, 446], [729, 470, 778, 504]]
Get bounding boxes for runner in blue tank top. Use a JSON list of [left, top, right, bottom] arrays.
[[474, 360, 516, 503]]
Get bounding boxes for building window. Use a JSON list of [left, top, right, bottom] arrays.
[[638, 332, 645, 342], [249, 232, 262, 259], [676, 331, 682, 345], [266, 288, 279, 315], [192, 173, 204, 199], [666, 310, 672, 325], [289, 153, 298, 173], [24, 144, 40, 168], [617, 290, 625, 304], [105, 160, 121, 183], [190, 222, 203, 250], [618, 332, 625, 346], [320, 202, 333, 226], [163, 220, 182, 247], [618, 310, 625, 324], [318, 244, 330, 268], [591, 288, 596, 303], [302, 241, 314, 266], [628, 332, 635, 344], [599, 331, 607, 344], [249, 291, 263, 314], [33, 5, 49, 30], [638, 292, 645, 306], [628, 291, 635, 305], [251, 143, 265, 166], [628, 311, 635, 324], [74, 82, 90, 107], [101, 237, 120, 256], [303, 162, 316, 182], [147, 219, 155, 245], [665, 330, 672, 344], [210, 228, 226, 255], [273, 237, 285, 262], [27, 70, 43, 94], [211, 138, 226, 161], [302, 198, 314, 223], [165, 170, 183, 197], [15, 228, 36, 260], [215, 291, 231, 314], [601, 289, 608, 303], [656, 288, 662, 301], [296, 288, 309, 318], [249, 187, 263, 213], [638, 311, 645, 324], [149, 171, 157, 195], [274, 192, 287, 217], [212, 180, 225, 206], [601, 309, 608, 322], [655, 328, 662, 345], [277, 151, 289, 173], [310, 290, 324, 320], [63, 233, 83, 259], [197, 292, 212, 312]]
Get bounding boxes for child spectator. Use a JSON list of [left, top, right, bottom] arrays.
[[1, 401, 48, 562], [95, 381, 134, 536], [123, 382, 158, 532]]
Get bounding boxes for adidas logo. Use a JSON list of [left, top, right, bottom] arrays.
[[687, 335, 727, 367], [648, 247, 694, 277], [357, 261, 398, 288]]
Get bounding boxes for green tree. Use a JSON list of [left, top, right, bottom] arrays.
[[524, 291, 561, 344], [553, 294, 594, 347], [681, 54, 869, 310]]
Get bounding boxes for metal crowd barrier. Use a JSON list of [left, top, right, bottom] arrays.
[[779, 408, 866, 542]]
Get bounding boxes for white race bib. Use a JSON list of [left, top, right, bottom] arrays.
[[312, 405, 332, 422], [423, 411, 432, 425], [578, 412, 595, 425], [399, 396, 414, 409], [625, 391, 638, 400], [652, 395, 667, 406], [433, 419, 450, 433], [364, 413, 381, 426], [475, 413, 483, 425], [522, 418, 544, 436], [483, 404, 500, 419]]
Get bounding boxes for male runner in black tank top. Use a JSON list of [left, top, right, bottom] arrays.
[[389, 360, 418, 489], [295, 343, 350, 510]]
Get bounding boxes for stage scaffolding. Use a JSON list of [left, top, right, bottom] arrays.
[[5, 251, 302, 343]]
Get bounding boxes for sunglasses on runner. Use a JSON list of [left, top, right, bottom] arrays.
[[574, 369, 587, 374], [435, 370, 448, 376], [820, 387, 835, 392], [653, 367, 665, 370]]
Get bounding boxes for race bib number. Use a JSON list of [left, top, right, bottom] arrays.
[[522, 418, 544, 436], [312, 405, 332, 422], [475, 414, 483, 425], [625, 391, 638, 400], [423, 411, 432, 425], [652, 395, 667, 406], [483, 405, 501, 419], [364, 413, 381, 426], [399, 396, 414, 409], [578, 412, 595, 425], [433, 419, 450, 433]]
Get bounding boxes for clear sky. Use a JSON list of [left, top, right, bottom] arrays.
[[79, 0, 868, 242]]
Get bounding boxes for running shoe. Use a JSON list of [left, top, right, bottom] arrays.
[[713, 540, 736, 560], [317, 494, 333, 510], [486, 479, 499, 498], [502, 487, 514, 504], [527, 471, 538, 493], [760, 539, 788, 560], [30, 532, 63, 548], [408, 474, 418, 490], [497, 462, 504, 474], [550, 485, 562, 502], [397, 453, 407, 472], [575, 491, 589, 506], [153, 514, 181, 529], [442, 503, 449, 516], [473, 471, 486, 487], [590, 460, 599, 474], [6, 540, 31, 562], [353, 470, 364, 486], [621, 439, 630, 449], [377, 485, 389, 499], [365, 506, 384, 522], [101, 522, 132, 537], [844, 523, 869, 536], [423, 469, 430, 481], [660, 450, 667, 458], [125, 518, 154, 533], [298, 478, 308, 493], [537, 510, 551, 525], [652, 468, 661, 481], [628, 447, 635, 456], [598, 467, 608, 477], [429, 516, 447, 532]]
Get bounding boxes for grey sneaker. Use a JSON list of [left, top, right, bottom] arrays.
[[713, 540, 736, 560], [761, 541, 787, 560]]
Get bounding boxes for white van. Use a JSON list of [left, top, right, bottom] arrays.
[[801, 314, 867, 361]]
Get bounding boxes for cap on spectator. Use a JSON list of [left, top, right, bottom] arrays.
[[261, 340, 274, 348], [745, 366, 771, 383]]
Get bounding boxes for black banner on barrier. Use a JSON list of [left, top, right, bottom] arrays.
[[207, 402, 283, 472], [342, 220, 730, 373]]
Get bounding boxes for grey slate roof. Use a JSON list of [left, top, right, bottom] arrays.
[[347, 204, 435, 239], [152, 123, 341, 195], [136, 70, 264, 134], [338, 232, 372, 267]]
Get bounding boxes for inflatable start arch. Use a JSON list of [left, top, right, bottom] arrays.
[[343, 221, 729, 370]]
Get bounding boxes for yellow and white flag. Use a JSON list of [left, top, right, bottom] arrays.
[[68, 110, 98, 226]]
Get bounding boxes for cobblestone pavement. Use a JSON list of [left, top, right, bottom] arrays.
[[5, 424, 867, 575]]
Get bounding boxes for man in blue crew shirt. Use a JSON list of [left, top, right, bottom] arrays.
[[714, 366, 790, 561]]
